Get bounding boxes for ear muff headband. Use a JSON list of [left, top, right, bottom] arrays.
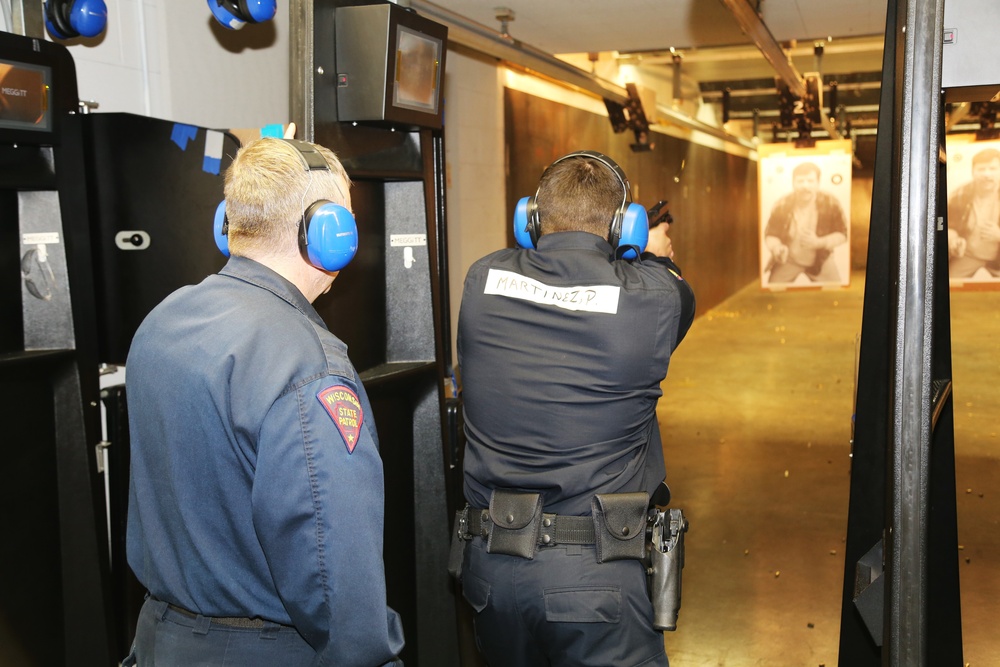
[[513, 150, 649, 259], [45, 0, 108, 39], [214, 139, 358, 272]]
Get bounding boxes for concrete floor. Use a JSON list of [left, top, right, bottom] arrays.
[[657, 271, 1000, 667]]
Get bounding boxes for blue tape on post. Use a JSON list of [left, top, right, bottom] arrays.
[[203, 130, 224, 175], [261, 123, 284, 138], [170, 123, 198, 150]]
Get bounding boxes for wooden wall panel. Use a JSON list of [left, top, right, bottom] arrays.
[[505, 88, 760, 314], [850, 135, 877, 272]]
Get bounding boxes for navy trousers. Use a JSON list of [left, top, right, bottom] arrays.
[[461, 536, 669, 667], [124, 597, 316, 667]]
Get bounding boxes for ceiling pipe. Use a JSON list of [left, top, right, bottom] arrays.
[[8, 0, 44, 38], [406, 0, 628, 103], [945, 102, 971, 133], [406, 0, 756, 150], [621, 35, 884, 68], [717, 0, 842, 140]]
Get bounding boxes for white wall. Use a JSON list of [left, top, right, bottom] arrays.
[[441, 47, 507, 366], [47, 0, 289, 128], [158, 0, 288, 129]]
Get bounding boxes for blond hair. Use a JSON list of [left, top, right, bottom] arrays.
[[223, 137, 352, 257]]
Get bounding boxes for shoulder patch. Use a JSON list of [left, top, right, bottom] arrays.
[[317, 385, 364, 454]]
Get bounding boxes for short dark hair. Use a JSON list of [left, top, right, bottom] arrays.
[[792, 161, 821, 180], [972, 148, 1000, 168], [534, 156, 623, 238]]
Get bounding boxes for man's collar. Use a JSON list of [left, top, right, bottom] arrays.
[[536, 231, 613, 254], [219, 256, 327, 328]]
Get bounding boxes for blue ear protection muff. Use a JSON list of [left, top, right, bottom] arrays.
[[513, 150, 649, 259], [44, 0, 108, 39], [213, 200, 230, 257], [214, 139, 358, 272], [207, 0, 277, 30]]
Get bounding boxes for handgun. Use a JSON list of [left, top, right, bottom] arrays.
[[646, 200, 675, 229]]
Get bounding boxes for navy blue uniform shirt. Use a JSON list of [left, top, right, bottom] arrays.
[[459, 231, 695, 516], [126, 256, 404, 666]]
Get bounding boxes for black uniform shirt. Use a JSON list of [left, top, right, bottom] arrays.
[[458, 231, 695, 516]]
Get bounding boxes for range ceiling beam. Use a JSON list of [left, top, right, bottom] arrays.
[[718, 0, 807, 97], [408, 0, 755, 150], [718, 0, 842, 139]]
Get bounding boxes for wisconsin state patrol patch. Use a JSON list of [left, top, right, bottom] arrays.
[[317, 385, 364, 454]]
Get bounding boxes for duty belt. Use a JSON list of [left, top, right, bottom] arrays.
[[465, 507, 596, 546], [153, 596, 269, 629]]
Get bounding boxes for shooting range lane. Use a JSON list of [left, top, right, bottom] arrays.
[[657, 270, 999, 666]]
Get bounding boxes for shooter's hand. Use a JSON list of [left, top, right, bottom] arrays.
[[646, 222, 674, 259]]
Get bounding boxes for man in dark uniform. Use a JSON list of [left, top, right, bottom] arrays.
[[124, 137, 404, 666], [456, 151, 695, 666]]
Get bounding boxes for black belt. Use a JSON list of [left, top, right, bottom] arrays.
[[467, 507, 596, 546], [155, 597, 268, 629]]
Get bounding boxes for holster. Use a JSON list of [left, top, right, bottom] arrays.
[[447, 507, 470, 580], [647, 508, 687, 631], [591, 492, 649, 563], [485, 489, 543, 559]]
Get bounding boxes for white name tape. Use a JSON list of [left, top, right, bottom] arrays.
[[484, 268, 620, 314]]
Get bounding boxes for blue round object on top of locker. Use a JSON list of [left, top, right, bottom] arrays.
[[44, 0, 108, 40], [206, 0, 277, 30]]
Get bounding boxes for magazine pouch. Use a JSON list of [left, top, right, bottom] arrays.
[[486, 489, 542, 559], [592, 492, 649, 563]]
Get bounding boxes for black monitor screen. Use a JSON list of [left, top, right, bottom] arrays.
[[0, 59, 52, 133], [392, 26, 442, 115]]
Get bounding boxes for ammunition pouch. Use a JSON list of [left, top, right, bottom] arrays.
[[485, 489, 543, 559], [591, 492, 649, 563]]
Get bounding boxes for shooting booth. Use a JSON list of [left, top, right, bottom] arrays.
[[290, 2, 461, 664], [81, 111, 239, 660], [838, 0, 999, 664], [0, 31, 117, 666]]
